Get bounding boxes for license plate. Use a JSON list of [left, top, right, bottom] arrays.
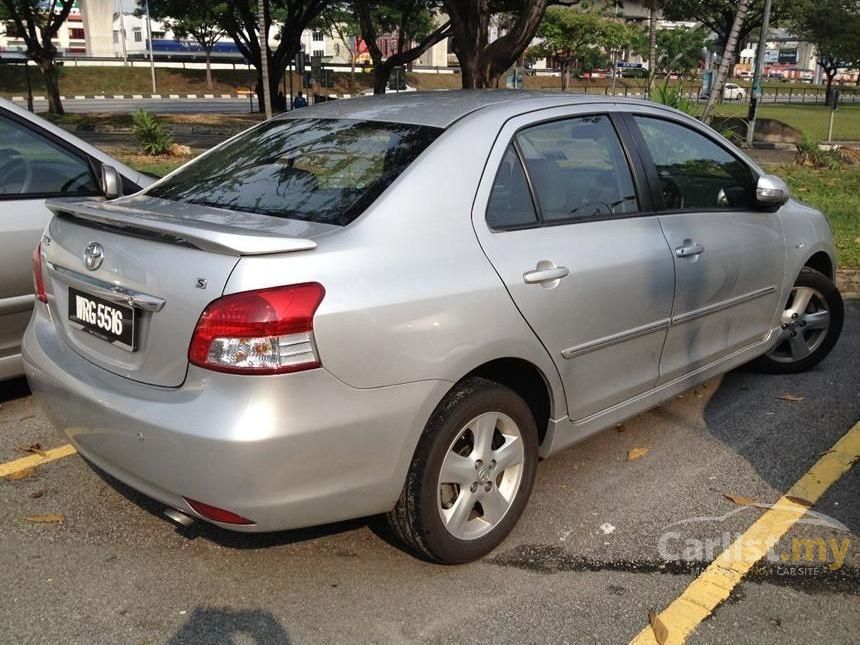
[[68, 287, 136, 351]]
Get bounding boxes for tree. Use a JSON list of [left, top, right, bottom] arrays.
[[643, 0, 659, 98], [0, 0, 76, 114], [663, 0, 785, 61], [146, 1, 227, 91], [655, 25, 707, 78], [316, 3, 362, 94], [787, 0, 860, 100], [701, 0, 752, 123], [354, 1, 452, 94], [529, 7, 606, 90], [219, 0, 328, 111], [444, 0, 568, 89]]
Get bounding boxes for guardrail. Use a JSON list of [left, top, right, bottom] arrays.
[[538, 85, 859, 105]]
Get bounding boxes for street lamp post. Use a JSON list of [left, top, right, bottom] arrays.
[[144, 0, 157, 94], [746, 0, 773, 146]]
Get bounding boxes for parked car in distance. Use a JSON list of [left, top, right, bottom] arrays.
[[737, 71, 754, 81], [24, 91, 843, 564], [723, 83, 747, 100], [0, 98, 153, 381], [362, 80, 417, 95]]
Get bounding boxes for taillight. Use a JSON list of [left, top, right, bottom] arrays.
[[188, 282, 325, 375], [184, 498, 254, 525], [32, 242, 47, 303]]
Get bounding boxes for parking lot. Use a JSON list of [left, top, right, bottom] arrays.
[[1, 302, 857, 644]]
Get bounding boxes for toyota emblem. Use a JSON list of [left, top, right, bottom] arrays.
[[83, 242, 104, 271]]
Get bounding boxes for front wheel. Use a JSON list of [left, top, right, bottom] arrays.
[[751, 267, 844, 374], [386, 377, 538, 564]]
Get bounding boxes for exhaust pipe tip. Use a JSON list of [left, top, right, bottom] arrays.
[[164, 507, 195, 528]]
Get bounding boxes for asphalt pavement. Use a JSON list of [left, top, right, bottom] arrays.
[[0, 304, 857, 644]]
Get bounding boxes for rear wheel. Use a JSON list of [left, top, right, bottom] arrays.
[[387, 377, 538, 564], [751, 267, 843, 374]]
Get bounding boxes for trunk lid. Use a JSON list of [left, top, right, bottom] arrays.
[[42, 196, 335, 387]]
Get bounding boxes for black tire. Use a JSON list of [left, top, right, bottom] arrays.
[[387, 377, 539, 564], [750, 267, 844, 374]]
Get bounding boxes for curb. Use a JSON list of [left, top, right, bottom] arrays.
[[836, 269, 859, 299]]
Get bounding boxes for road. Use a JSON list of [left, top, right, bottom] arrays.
[[0, 303, 857, 644], [27, 97, 257, 115]]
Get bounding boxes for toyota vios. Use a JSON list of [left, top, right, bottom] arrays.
[[24, 92, 843, 563]]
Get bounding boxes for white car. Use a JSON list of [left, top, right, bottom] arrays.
[[723, 83, 747, 100], [362, 81, 417, 95]]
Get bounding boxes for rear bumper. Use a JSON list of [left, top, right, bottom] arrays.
[[22, 306, 449, 531]]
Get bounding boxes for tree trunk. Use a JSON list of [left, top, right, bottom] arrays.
[[350, 57, 356, 94], [701, 0, 751, 124], [561, 61, 569, 91], [447, 0, 546, 90], [37, 57, 63, 115], [645, 0, 657, 99], [205, 52, 213, 91], [373, 61, 392, 94]]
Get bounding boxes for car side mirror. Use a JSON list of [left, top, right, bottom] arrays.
[[100, 165, 123, 199], [755, 174, 789, 206]]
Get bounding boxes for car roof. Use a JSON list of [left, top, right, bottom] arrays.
[[278, 90, 664, 129]]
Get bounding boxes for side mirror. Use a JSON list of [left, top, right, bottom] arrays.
[[100, 165, 123, 199], [755, 174, 789, 206]]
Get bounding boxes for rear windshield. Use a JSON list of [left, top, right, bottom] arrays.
[[146, 118, 442, 226]]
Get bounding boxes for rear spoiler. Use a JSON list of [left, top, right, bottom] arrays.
[[47, 199, 318, 256]]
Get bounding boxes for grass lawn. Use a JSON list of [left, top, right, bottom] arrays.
[[709, 104, 860, 142], [778, 165, 860, 268], [0, 66, 257, 97], [115, 150, 189, 178], [44, 112, 263, 131]]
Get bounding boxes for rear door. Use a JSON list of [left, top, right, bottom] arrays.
[[473, 106, 676, 422], [625, 112, 785, 383]]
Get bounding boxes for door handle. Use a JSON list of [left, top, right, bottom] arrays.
[[523, 265, 570, 285], [675, 243, 704, 258]]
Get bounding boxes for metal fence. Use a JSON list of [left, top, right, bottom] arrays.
[[538, 84, 860, 105]]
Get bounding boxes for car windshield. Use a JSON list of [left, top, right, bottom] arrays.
[[146, 117, 442, 226]]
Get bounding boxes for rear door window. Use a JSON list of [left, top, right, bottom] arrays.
[[146, 118, 442, 226]]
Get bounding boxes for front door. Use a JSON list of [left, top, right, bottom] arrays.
[[0, 110, 102, 373], [627, 113, 785, 383], [473, 108, 676, 422]]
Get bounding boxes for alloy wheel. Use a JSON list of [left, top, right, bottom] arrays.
[[437, 411, 525, 541], [768, 286, 831, 363]]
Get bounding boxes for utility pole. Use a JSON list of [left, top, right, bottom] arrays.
[[258, 0, 273, 118], [746, 0, 773, 146], [144, 0, 157, 94]]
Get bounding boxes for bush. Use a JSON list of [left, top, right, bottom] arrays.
[[132, 110, 172, 156], [651, 83, 695, 115], [795, 137, 843, 169]]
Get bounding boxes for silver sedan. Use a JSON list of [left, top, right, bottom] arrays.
[[23, 91, 843, 563], [0, 98, 151, 381]]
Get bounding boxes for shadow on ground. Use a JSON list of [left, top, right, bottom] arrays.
[[0, 377, 30, 404], [168, 607, 291, 644], [703, 301, 859, 530]]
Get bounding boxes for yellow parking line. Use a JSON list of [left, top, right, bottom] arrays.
[[0, 444, 77, 478], [631, 421, 860, 645]]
